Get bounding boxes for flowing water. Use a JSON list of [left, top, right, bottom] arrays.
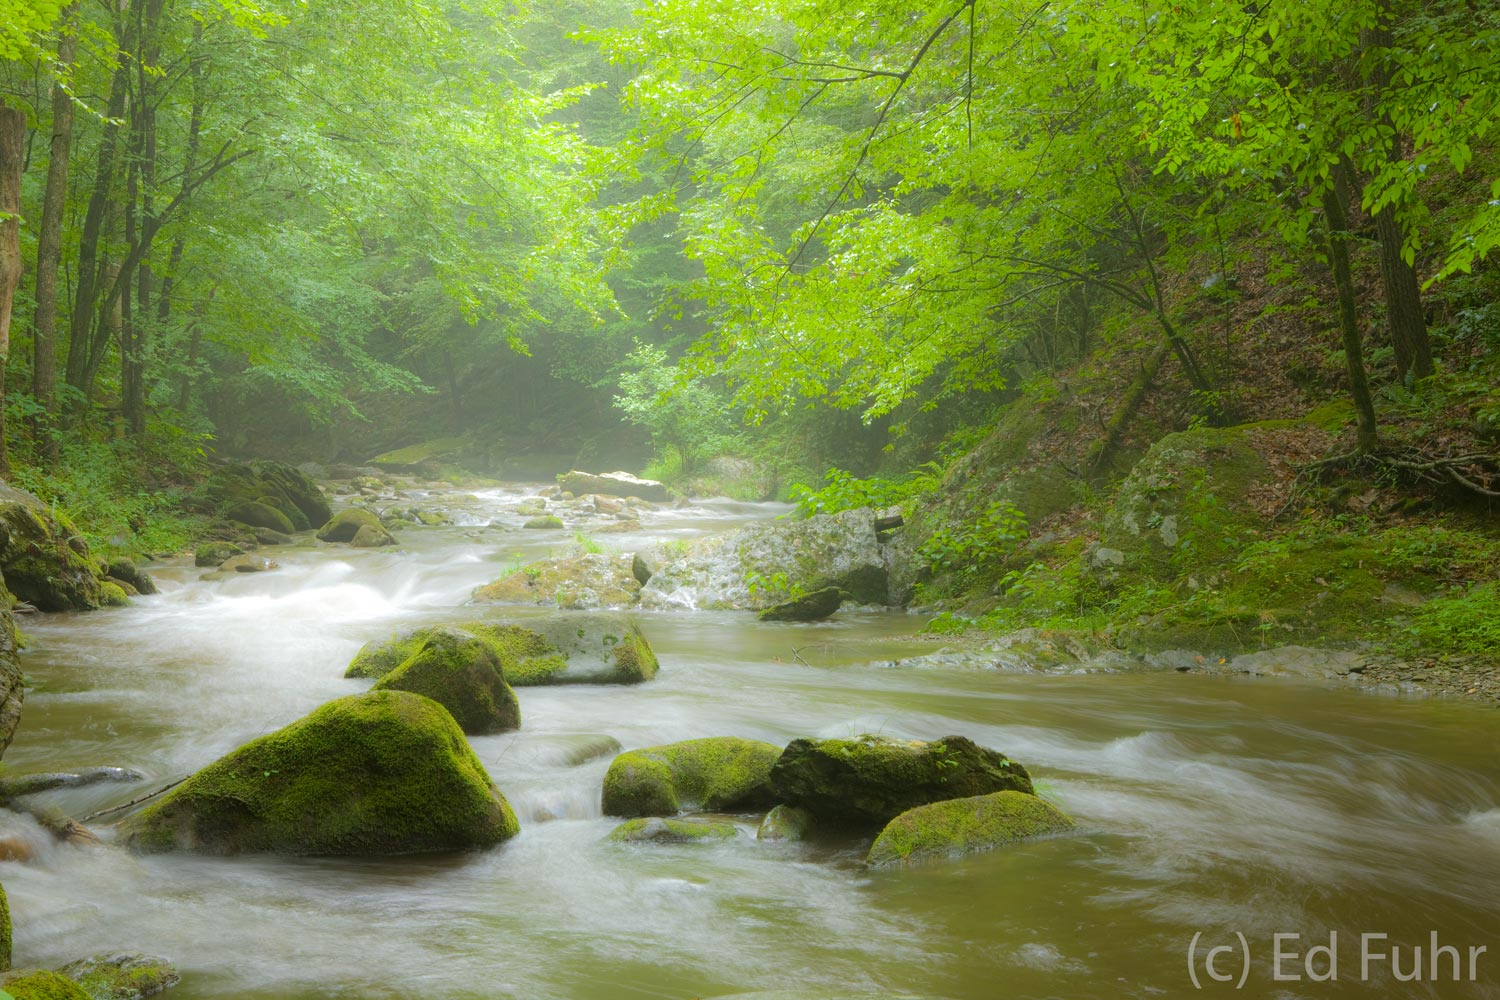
[[3, 486, 1499, 999]]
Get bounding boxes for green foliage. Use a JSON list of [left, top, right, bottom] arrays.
[[788, 463, 942, 518], [919, 501, 1028, 578], [1398, 582, 1500, 657], [613, 343, 740, 477]]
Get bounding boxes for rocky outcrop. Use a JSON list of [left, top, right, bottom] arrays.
[[57, 953, 181, 1000], [558, 470, 669, 503], [118, 690, 519, 855], [104, 559, 157, 596], [640, 508, 891, 611], [350, 524, 397, 548], [316, 507, 388, 544], [372, 627, 520, 734], [0, 482, 104, 611], [769, 735, 1034, 828], [607, 817, 739, 844], [602, 737, 781, 817], [472, 553, 641, 609], [865, 790, 1073, 866], [205, 460, 330, 532], [757, 587, 842, 622], [0, 605, 22, 759], [224, 501, 295, 534]]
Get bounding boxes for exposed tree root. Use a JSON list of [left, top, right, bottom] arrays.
[[1278, 446, 1500, 518]]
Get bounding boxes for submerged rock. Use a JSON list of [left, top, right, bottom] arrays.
[[558, 470, 669, 503], [193, 542, 243, 568], [372, 627, 520, 734], [640, 508, 890, 611], [0, 970, 90, 1000], [607, 817, 739, 844], [57, 953, 181, 1000], [756, 804, 813, 842], [769, 735, 1034, 828], [118, 690, 519, 855], [0, 481, 105, 611], [757, 587, 843, 622], [205, 460, 330, 532], [472, 553, 641, 610], [866, 790, 1073, 866], [219, 555, 277, 574], [602, 737, 781, 817]]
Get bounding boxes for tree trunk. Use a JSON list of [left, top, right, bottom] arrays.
[[32, 2, 80, 465], [0, 107, 27, 477], [1362, 3, 1434, 384], [1321, 181, 1380, 453]]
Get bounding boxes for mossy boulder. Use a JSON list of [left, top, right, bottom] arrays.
[[756, 804, 812, 842], [0, 614, 21, 759], [607, 817, 739, 844], [602, 737, 781, 817], [866, 790, 1073, 866], [558, 470, 669, 503], [224, 501, 295, 535], [204, 461, 330, 532], [193, 542, 243, 568], [0, 970, 90, 1000], [0, 482, 104, 611], [316, 508, 385, 544], [350, 524, 397, 548], [56, 953, 180, 1000], [372, 627, 520, 734], [757, 587, 843, 622], [98, 582, 131, 607], [640, 509, 890, 611], [117, 690, 519, 855], [347, 614, 656, 686], [0, 879, 9, 971], [769, 735, 1034, 828], [105, 559, 157, 596], [473, 553, 641, 609], [522, 515, 564, 530], [219, 555, 277, 574], [369, 438, 466, 474]]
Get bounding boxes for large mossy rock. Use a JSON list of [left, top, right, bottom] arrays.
[[0, 482, 104, 611], [315, 507, 385, 544], [602, 737, 781, 817], [472, 553, 642, 609], [57, 953, 181, 1000], [117, 690, 519, 855], [205, 460, 330, 533], [0, 611, 22, 759], [223, 500, 295, 535], [347, 614, 657, 686], [640, 509, 890, 611], [193, 542, 243, 568], [371, 627, 520, 735], [557, 470, 669, 503], [104, 558, 157, 596], [369, 437, 467, 474], [866, 790, 1074, 866], [0, 970, 91, 1000], [769, 735, 1034, 828], [757, 586, 843, 622]]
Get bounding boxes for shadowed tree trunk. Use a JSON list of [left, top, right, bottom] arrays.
[[0, 106, 27, 476], [1322, 168, 1380, 453]]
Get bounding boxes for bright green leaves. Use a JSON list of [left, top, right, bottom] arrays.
[[0, 0, 64, 61]]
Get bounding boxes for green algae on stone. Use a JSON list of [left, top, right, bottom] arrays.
[[193, 542, 243, 568], [607, 816, 739, 844], [0, 879, 10, 972], [118, 690, 518, 856], [372, 628, 520, 735], [0, 970, 91, 1000], [866, 790, 1074, 866], [602, 737, 781, 817], [0, 482, 106, 611], [523, 515, 564, 530], [98, 582, 131, 607], [224, 501, 296, 535], [756, 804, 812, 842], [57, 953, 181, 1000], [770, 734, 1034, 828], [316, 508, 385, 544]]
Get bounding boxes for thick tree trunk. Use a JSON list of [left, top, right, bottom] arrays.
[[0, 107, 27, 476], [32, 3, 80, 465], [1321, 182, 1380, 453]]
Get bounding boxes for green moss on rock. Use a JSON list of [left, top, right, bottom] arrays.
[[118, 690, 519, 855], [193, 542, 243, 568], [316, 508, 385, 544], [372, 628, 520, 735], [224, 501, 295, 535], [204, 461, 329, 532], [756, 804, 812, 842], [602, 737, 781, 817], [523, 515, 564, 530], [349, 524, 397, 548], [57, 953, 181, 1000], [866, 790, 1074, 866], [770, 734, 1034, 828], [0, 879, 10, 972], [346, 630, 433, 679], [98, 582, 131, 607], [0, 971, 91, 1000], [0, 483, 105, 611], [607, 816, 739, 844]]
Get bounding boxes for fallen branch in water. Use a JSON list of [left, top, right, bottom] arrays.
[[81, 777, 187, 823]]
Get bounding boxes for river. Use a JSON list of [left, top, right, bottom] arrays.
[[3, 485, 1499, 999]]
